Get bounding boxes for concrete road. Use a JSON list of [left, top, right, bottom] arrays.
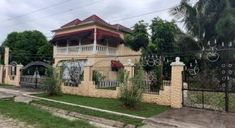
[[143, 107, 235, 128]]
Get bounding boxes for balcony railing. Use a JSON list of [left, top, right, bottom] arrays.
[[55, 44, 117, 56]]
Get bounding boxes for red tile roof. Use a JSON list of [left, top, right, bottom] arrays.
[[61, 19, 81, 28], [80, 14, 109, 25], [60, 15, 131, 33]]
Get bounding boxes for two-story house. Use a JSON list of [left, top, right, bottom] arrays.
[[50, 15, 140, 81]]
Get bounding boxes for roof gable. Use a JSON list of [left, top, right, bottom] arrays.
[[80, 14, 108, 25], [61, 19, 81, 28]]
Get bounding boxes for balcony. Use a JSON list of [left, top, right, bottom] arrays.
[[55, 44, 117, 56]]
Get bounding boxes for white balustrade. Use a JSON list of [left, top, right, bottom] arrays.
[[56, 47, 67, 54], [56, 44, 117, 55], [108, 47, 117, 55]]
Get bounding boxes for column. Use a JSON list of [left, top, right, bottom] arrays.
[[93, 28, 97, 54], [4, 47, 9, 84], [78, 39, 81, 53], [66, 40, 69, 54], [124, 59, 135, 78], [83, 65, 92, 82], [170, 57, 185, 108], [106, 40, 109, 55], [15, 64, 23, 86], [4, 47, 9, 65], [0, 65, 3, 84]]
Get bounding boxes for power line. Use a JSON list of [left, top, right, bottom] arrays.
[[1, 0, 104, 28], [1, 0, 74, 22], [110, 7, 175, 22]]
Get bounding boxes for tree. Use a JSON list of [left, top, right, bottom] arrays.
[[2, 30, 53, 65], [170, 0, 235, 45], [150, 17, 180, 54], [124, 21, 149, 51]]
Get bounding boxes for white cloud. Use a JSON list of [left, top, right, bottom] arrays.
[[0, 0, 181, 43]]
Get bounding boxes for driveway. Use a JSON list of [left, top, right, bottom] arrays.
[[143, 107, 235, 128]]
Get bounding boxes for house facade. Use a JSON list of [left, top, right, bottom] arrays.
[[50, 15, 141, 81]]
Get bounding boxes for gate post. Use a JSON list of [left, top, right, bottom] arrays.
[[124, 59, 134, 78], [16, 64, 23, 86], [170, 57, 185, 108]]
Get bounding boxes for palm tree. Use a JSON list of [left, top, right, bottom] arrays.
[[171, 0, 234, 45]]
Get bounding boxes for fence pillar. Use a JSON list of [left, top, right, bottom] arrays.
[[4, 47, 9, 65], [124, 59, 134, 78], [170, 57, 185, 108], [15, 64, 23, 86], [0, 65, 3, 84], [83, 65, 92, 82]]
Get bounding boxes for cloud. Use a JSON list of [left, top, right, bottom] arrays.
[[0, 0, 181, 43]]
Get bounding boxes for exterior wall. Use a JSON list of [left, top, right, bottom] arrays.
[[61, 80, 171, 105], [0, 47, 23, 86], [60, 58, 185, 107], [142, 86, 171, 106], [61, 82, 119, 99]]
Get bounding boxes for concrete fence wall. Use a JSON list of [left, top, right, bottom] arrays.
[[61, 57, 185, 108]]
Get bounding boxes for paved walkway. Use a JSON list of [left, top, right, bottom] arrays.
[[143, 107, 235, 128], [0, 115, 33, 128]]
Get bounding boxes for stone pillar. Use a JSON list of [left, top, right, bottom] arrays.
[[4, 47, 9, 65], [83, 65, 92, 82], [0, 65, 3, 84], [170, 57, 185, 108], [15, 64, 23, 86], [124, 59, 135, 78]]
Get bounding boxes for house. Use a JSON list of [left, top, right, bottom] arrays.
[[50, 15, 140, 82]]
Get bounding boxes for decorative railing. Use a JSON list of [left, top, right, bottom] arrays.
[[143, 80, 170, 94], [81, 45, 93, 52], [96, 80, 119, 89], [108, 47, 117, 55], [20, 75, 47, 89], [56, 44, 117, 55]]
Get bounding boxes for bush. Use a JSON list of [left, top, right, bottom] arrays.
[[43, 67, 62, 96], [119, 69, 145, 108], [92, 70, 105, 85]]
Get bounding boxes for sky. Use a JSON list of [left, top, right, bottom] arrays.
[[0, 0, 182, 43]]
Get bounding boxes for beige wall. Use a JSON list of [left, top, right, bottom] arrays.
[[61, 59, 185, 108], [0, 47, 23, 86]]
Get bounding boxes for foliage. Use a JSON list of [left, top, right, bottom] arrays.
[[124, 20, 149, 51], [170, 0, 235, 44], [42, 67, 61, 96], [2, 30, 53, 65], [92, 70, 105, 85], [119, 69, 145, 108], [150, 17, 180, 54], [117, 69, 126, 84], [0, 100, 94, 128], [36, 93, 169, 118]]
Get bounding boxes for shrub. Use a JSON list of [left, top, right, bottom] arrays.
[[42, 67, 62, 96], [119, 69, 145, 108], [92, 70, 105, 85]]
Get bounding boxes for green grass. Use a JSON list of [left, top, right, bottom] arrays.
[[33, 100, 143, 126], [0, 99, 94, 128], [36, 93, 169, 117]]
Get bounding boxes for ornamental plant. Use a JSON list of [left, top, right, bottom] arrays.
[[119, 68, 145, 108]]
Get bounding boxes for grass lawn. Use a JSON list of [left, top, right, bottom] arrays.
[[36, 93, 169, 117], [0, 99, 94, 128], [34, 100, 143, 126], [0, 84, 16, 89]]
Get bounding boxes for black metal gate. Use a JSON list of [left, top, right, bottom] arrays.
[[182, 41, 235, 112], [20, 61, 50, 89]]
